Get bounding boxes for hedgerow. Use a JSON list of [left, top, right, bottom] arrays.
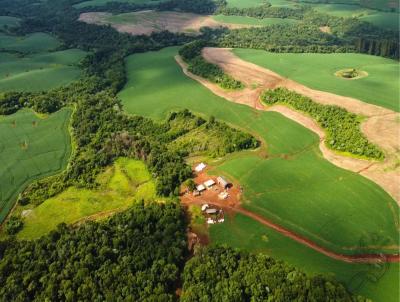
[[179, 40, 243, 90]]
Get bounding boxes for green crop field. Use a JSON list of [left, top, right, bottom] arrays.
[[210, 214, 400, 302], [212, 15, 299, 26], [360, 12, 399, 31], [233, 49, 400, 111], [0, 16, 20, 29], [309, 3, 399, 30], [226, 0, 295, 8], [0, 49, 87, 92], [0, 108, 72, 223], [119, 46, 399, 300], [0, 32, 60, 53], [17, 158, 157, 239], [74, 0, 167, 9]]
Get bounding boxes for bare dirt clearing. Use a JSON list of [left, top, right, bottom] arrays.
[[79, 11, 253, 35], [176, 48, 400, 203]]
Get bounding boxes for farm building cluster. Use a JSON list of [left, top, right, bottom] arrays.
[[190, 162, 237, 224]]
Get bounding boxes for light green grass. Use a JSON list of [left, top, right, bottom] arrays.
[[119, 46, 399, 300], [0, 16, 20, 29], [0, 32, 60, 53], [0, 108, 72, 223], [18, 158, 157, 239], [210, 214, 400, 302], [212, 14, 299, 26], [0, 49, 87, 92], [74, 0, 167, 9], [233, 49, 400, 111]]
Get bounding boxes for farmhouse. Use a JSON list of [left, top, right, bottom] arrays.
[[195, 162, 206, 172], [217, 176, 230, 189], [205, 208, 218, 215], [204, 179, 215, 188], [196, 184, 206, 192]]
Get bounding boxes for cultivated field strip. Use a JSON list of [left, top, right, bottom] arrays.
[[185, 48, 400, 202]]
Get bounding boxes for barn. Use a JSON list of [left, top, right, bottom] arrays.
[[217, 176, 230, 189]]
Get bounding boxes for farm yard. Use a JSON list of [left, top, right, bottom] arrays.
[[0, 108, 72, 223], [119, 46, 400, 301], [78, 11, 255, 36], [232, 49, 400, 111], [15, 158, 157, 239]]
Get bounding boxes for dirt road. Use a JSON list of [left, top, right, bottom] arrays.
[[175, 49, 400, 203], [181, 196, 400, 263]]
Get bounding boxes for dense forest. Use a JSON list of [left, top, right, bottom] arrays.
[[182, 246, 368, 301], [261, 88, 384, 159], [0, 202, 188, 301]]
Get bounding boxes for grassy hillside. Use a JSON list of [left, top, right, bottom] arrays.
[[17, 158, 157, 239], [210, 214, 400, 302], [0, 108, 72, 223], [233, 49, 399, 111], [0, 32, 60, 53], [212, 14, 299, 26], [119, 46, 399, 300], [0, 49, 87, 92]]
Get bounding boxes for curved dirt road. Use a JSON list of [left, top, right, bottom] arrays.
[[182, 197, 400, 263], [175, 50, 400, 203]]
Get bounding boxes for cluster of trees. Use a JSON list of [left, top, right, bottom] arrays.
[[216, 23, 352, 53], [216, 1, 309, 19], [4, 216, 23, 235], [181, 246, 367, 301], [179, 40, 243, 89], [0, 201, 188, 301], [261, 88, 384, 159], [166, 110, 259, 157]]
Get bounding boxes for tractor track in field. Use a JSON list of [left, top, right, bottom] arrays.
[[181, 197, 400, 264], [175, 50, 400, 203]]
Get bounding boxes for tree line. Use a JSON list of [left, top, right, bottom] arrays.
[[179, 40, 243, 90], [261, 88, 384, 159], [181, 246, 368, 302]]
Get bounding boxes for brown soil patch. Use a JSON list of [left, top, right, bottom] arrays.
[[176, 48, 400, 203], [79, 11, 253, 36], [180, 168, 400, 263], [319, 26, 331, 33]]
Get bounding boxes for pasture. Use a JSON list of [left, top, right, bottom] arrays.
[[17, 158, 157, 239], [212, 15, 299, 26], [210, 214, 400, 302], [0, 16, 20, 29], [233, 49, 400, 111], [0, 32, 60, 53], [0, 108, 72, 223], [0, 49, 87, 92], [119, 47, 399, 299], [226, 0, 295, 8]]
